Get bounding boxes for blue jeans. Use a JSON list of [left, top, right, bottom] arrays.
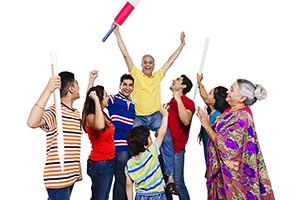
[[87, 159, 115, 200], [135, 191, 167, 200], [134, 112, 175, 176], [113, 150, 131, 200], [47, 185, 74, 200], [174, 150, 190, 200]]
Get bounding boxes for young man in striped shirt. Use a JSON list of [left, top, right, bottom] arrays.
[[27, 71, 82, 200]]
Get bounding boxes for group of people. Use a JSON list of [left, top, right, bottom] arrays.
[[27, 23, 275, 200]]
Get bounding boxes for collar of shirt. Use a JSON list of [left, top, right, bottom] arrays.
[[117, 92, 132, 102], [61, 102, 76, 112]]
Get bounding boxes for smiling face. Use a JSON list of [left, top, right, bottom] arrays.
[[206, 88, 216, 106], [141, 55, 155, 77], [226, 81, 246, 108], [120, 79, 134, 98]]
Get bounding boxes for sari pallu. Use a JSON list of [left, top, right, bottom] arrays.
[[205, 107, 275, 200]]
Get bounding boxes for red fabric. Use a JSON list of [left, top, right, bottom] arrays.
[[168, 95, 195, 152], [114, 2, 134, 25], [85, 121, 115, 161]]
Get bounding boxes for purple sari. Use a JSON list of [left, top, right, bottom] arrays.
[[205, 107, 275, 200]]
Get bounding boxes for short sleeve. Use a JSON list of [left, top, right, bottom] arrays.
[[40, 108, 56, 132], [148, 142, 160, 157]]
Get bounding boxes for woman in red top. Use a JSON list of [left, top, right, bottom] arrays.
[[82, 85, 115, 200]]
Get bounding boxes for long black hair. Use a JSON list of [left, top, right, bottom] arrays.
[[81, 85, 111, 133]]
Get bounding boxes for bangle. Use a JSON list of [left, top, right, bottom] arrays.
[[35, 103, 44, 111]]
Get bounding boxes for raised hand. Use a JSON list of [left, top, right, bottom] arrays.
[[88, 91, 99, 102], [46, 75, 61, 93]]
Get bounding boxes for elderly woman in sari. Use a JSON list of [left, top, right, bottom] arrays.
[[197, 78, 275, 200]]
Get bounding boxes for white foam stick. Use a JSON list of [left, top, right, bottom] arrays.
[[193, 37, 210, 100], [51, 52, 64, 172]]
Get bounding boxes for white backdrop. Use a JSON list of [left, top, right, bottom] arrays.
[[0, 0, 298, 199]]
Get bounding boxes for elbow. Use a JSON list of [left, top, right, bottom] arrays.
[[126, 181, 132, 188], [182, 119, 192, 126], [93, 127, 104, 131], [93, 124, 105, 131], [27, 121, 38, 129], [182, 121, 190, 126]]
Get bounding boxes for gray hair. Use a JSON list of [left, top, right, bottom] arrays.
[[237, 79, 267, 106], [142, 54, 155, 65]]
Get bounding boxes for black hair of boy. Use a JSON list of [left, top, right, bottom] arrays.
[[126, 125, 150, 155]]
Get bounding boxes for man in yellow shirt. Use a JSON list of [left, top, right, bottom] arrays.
[[113, 23, 185, 196]]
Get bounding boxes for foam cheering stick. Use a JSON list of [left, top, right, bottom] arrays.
[[51, 52, 65, 172], [193, 37, 209, 100], [102, 0, 141, 42]]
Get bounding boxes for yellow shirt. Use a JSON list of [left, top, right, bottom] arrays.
[[130, 66, 164, 115]]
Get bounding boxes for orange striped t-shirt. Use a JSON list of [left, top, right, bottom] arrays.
[[41, 103, 82, 189]]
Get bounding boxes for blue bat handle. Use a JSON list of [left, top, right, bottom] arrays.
[[102, 25, 117, 42]]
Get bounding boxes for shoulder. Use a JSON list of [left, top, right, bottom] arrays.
[[211, 110, 221, 118], [130, 65, 140, 76], [148, 142, 160, 156], [182, 95, 194, 103], [222, 109, 253, 127], [43, 105, 56, 118], [182, 95, 196, 111], [154, 68, 164, 79]]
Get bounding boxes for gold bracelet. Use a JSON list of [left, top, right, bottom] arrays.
[[35, 103, 44, 111]]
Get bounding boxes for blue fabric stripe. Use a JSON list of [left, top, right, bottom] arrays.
[[138, 162, 160, 184], [107, 93, 135, 151], [128, 153, 152, 173], [139, 177, 165, 192]]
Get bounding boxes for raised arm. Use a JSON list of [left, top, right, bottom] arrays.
[[85, 91, 106, 130], [173, 91, 193, 126], [161, 31, 185, 75], [197, 73, 210, 104], [27, 75, 61, 128], [113, 23, 134, 72], [155, 104, 169, 148], [87, 70, 98, 92]]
